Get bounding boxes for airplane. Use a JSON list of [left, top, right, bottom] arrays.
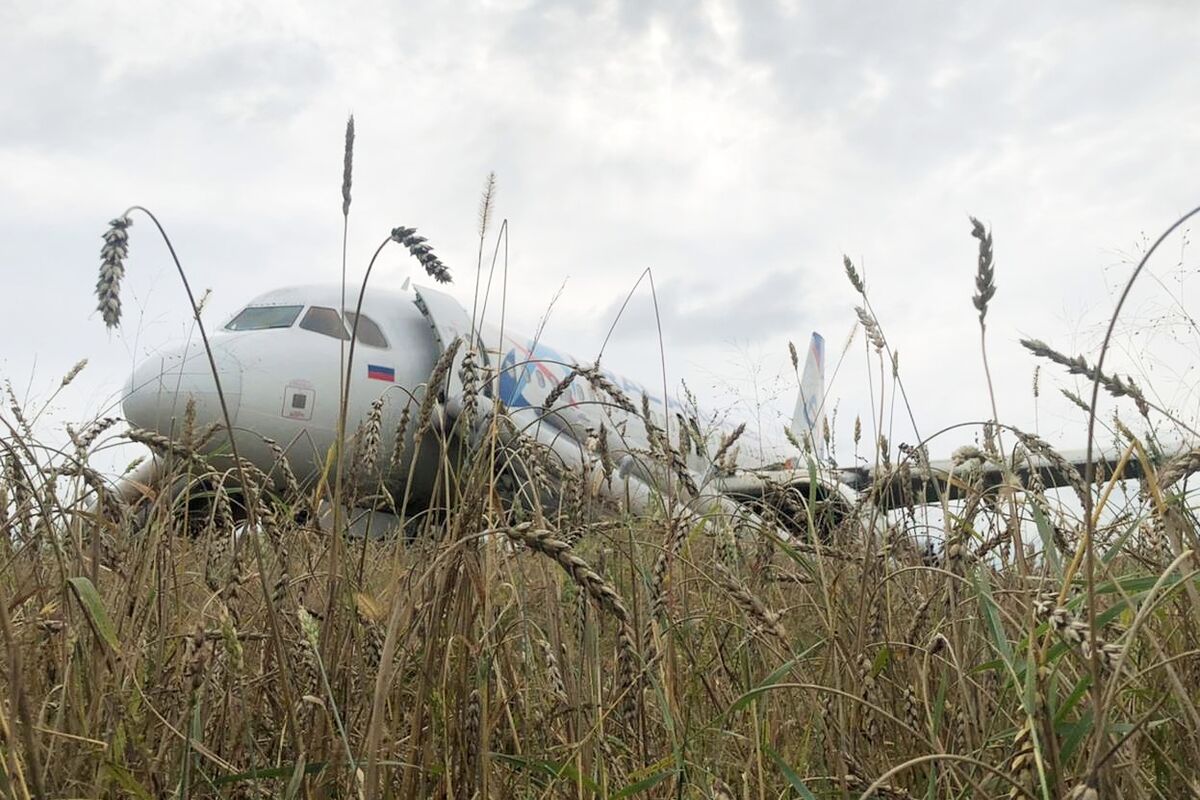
[[117, 281, 1168, 540]]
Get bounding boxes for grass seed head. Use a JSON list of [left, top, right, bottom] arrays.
[[341, 114, 354, 216], [389, 404, 412, 471], [713, 422, 746, 467], [360, 396, 385, 476], [297, 606, 320, 650], [856, 306, 885, 351], [714, 562, 787, 645], [477, 171, 497, 239], [970, 216, 996, 322], [843, 254, 865, 294], [416, 337, 462, 439], [459, 348, 479, 423], [1021, 338, 1149, 412], [97, 215, 132, 329], [784, 424, 804, 453], [60, 359, 87, 388], [391, 226, 451, 283], [538, 639, 568, 708], [579, 361, 637, 414], [543, 367, 579, 412], [1157, 446, 1200, 490], [70, 416, 119, 454]]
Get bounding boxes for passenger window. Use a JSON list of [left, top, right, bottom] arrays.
[[299, 306, 349, 340], [225, 305, 303, 331], [343, 311, 389, 348]]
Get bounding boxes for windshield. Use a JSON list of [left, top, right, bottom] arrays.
[[225, 305, 304, 331], [299, 306, 350, 340], [343, 311, 389, 348]]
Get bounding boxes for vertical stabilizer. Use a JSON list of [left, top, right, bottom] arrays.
[[790, 332, 826, 461]]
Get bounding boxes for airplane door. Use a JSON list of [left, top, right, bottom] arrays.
[[412, 285, 490, 403]]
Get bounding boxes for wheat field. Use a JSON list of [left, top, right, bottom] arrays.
[[4, 367, 1200, 799]]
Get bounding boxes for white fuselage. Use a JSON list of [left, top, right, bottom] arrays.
[[123, 283, 794, 506]]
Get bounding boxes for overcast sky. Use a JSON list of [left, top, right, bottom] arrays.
[[2, 0, 1199, 467]]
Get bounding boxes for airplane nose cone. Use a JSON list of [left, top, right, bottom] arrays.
[[123, 342, 243, 445]]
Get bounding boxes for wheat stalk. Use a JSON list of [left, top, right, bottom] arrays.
[[1005, 719, 1036, 799], [856, 306, 885, 351], [713, 562, 787, 646], [712, 422, 746, 468], [341, 115, 355, 216], [96, 215, 132, 328], [542, 368, 579, 411], [843, 254, 866, 295], [390, 226, 452, 284], [60, 359, 87, 389], [360, 397, 385, 476], [388, 405, 413, 472], [538, 639, 568, 709], [1021, 338, 1149, 414], [1156, 447, 1200, 490], [578, 363, 637, 414], [415, 338, 463, 441], [477, 171, 497, 239], [500, 523, 639, 722], [971, 217, 996, 322], [1034, 596, 1123, 671]]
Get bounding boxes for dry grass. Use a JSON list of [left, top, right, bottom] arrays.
[[3, 364, 1200, 798]]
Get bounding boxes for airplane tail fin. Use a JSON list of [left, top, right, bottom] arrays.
[[790, 332, 827, 461]]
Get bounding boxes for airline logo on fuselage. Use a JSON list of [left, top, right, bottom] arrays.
[[497, 337, 681, 413]]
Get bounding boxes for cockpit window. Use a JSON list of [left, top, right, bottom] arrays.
[[299, 306, 350, 340], [225, 305, 304, 331], [343, 311, 389, 348]]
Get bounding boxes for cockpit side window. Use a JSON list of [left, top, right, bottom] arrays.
[[225, 304, 304, 331], [343, 311, 389, 348], [299, 306, 350, 340]]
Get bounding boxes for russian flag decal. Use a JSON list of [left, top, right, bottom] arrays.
[[367, 364, 395, 382]]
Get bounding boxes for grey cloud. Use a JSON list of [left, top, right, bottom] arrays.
[[594, 269, 809, 347], [0, 37, 329, 150], [540, 2, 1200, 184], [494, 0, 741, 104], [2, 0, 1198, 460]]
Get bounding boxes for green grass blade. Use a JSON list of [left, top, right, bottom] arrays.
[[764, 743, 818, 799], [67, 576, 119, 652], [610, 766, 674, 798]]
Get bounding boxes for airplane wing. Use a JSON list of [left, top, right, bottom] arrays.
[[844, 444, 1175, 511], [711, 439, 1198, 528]]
